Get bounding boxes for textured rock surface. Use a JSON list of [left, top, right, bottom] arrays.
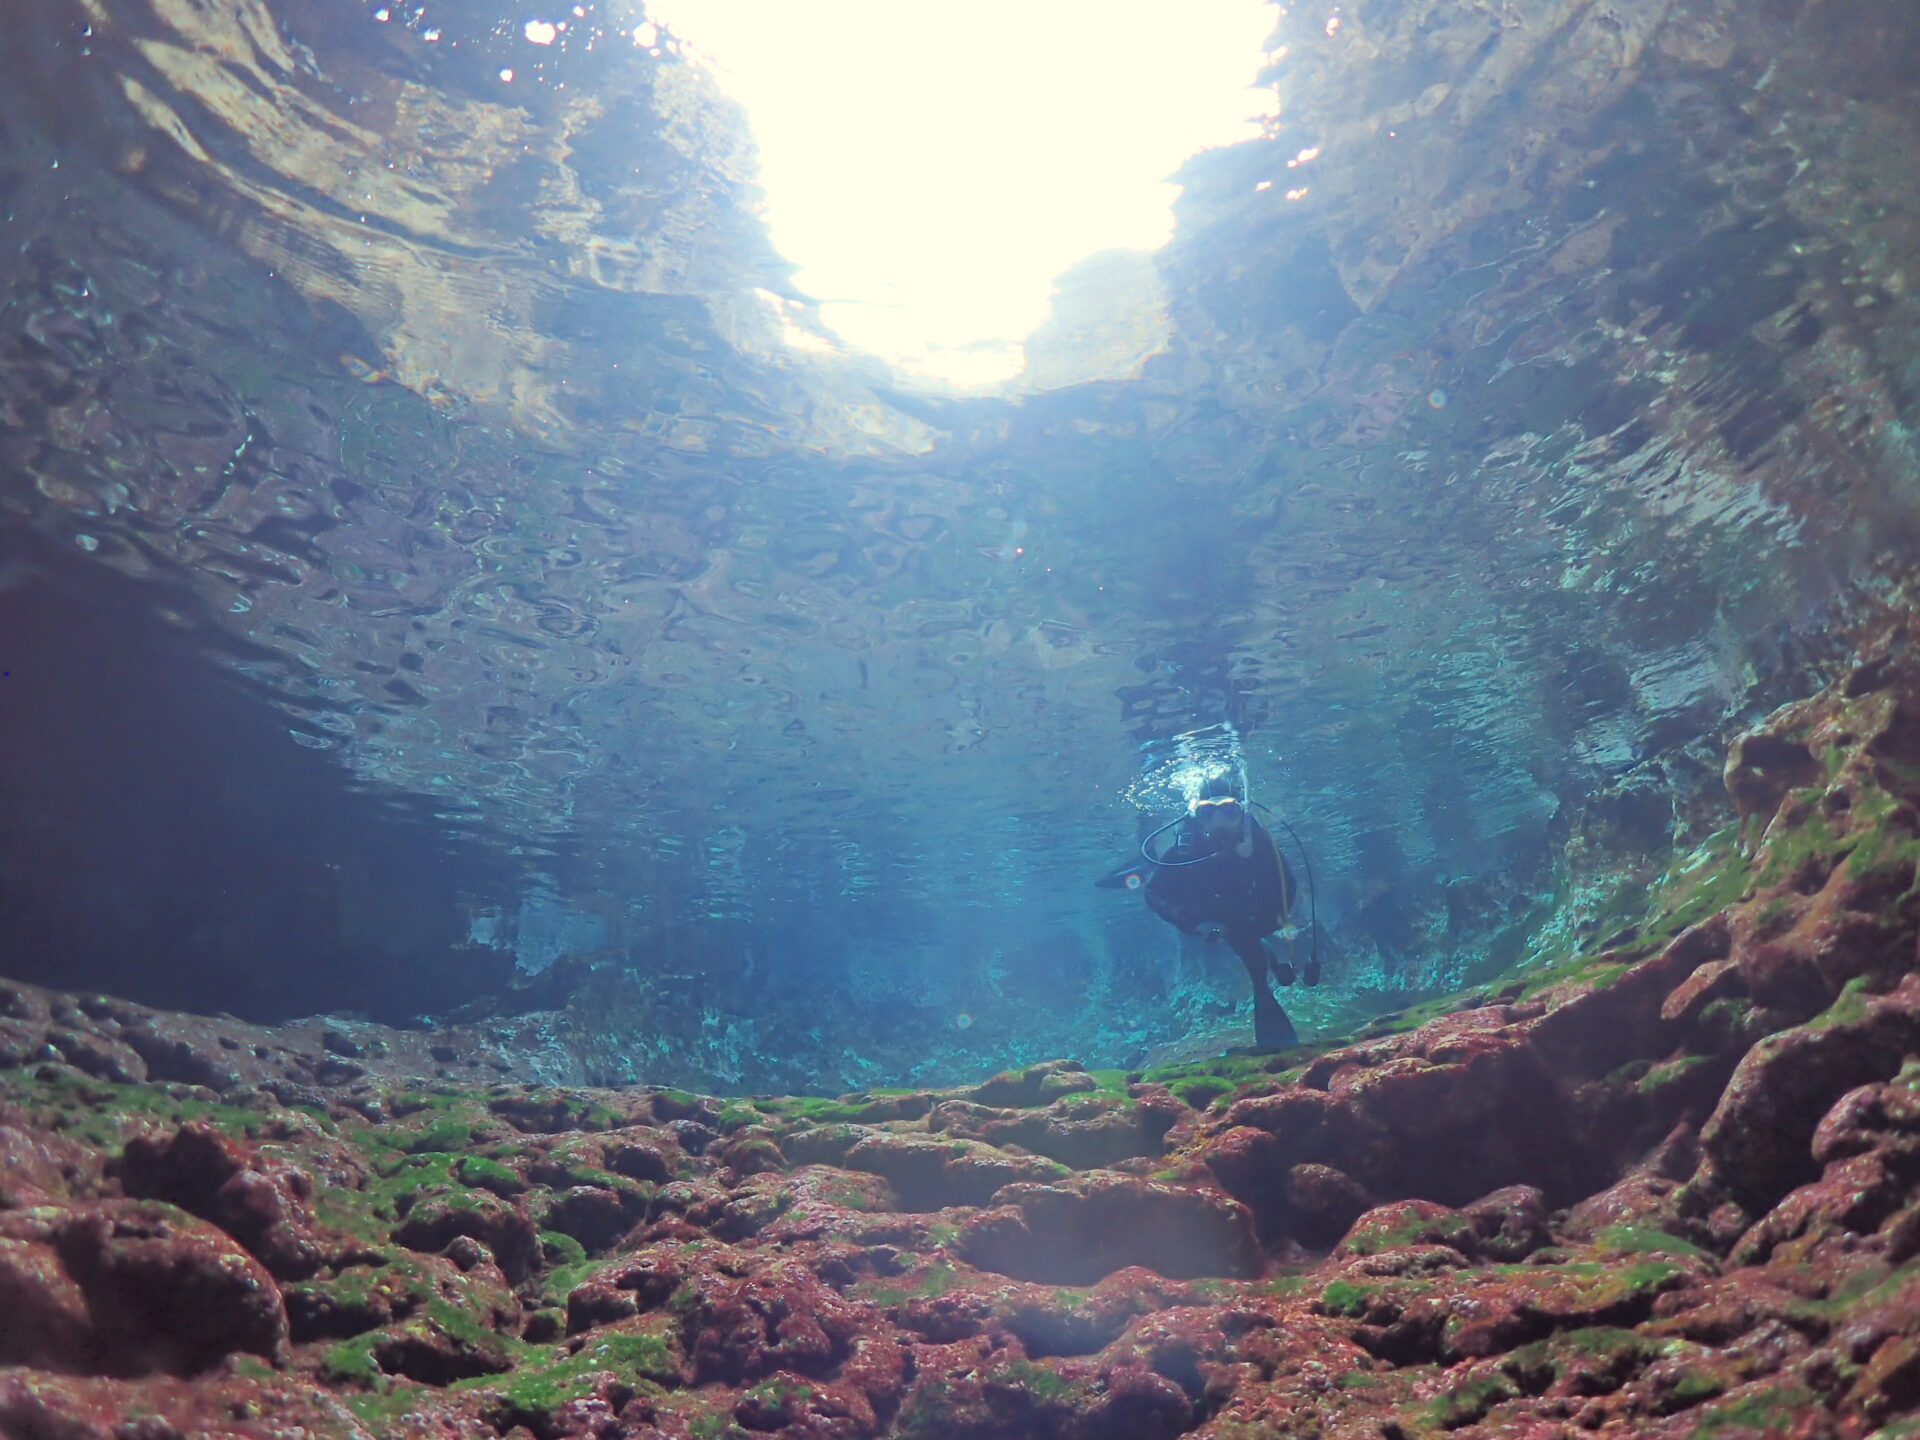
[[5, 653, 1920, 1435]]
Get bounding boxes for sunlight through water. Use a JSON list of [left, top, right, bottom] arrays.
[[644, 0, 1276, 388]]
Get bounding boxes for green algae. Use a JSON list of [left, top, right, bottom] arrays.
[[894, 1378, 959, 1440], [1589, 1224, 1711, 1262], [1688, 1383, 1817, 1433], [319, 1332, 386, 1387], [387, 1089, 472, 1116], [404, 1117, 485, 1154], [337, 1380, 436, 1429], [1505, 1257, 1692, 1308], [852, 1258, 960, 1308], [1632, 1055, 1717, 1098], [1319, 1279, 1376, 1318], [1558, 1325, 1659, 1362], [453, 1154, 524, 1195], [0, 1071, 297, 1149], [290, 1248, 473, 1341], [739, 1375, 813, 1411], [1427, 1373, 1517, 1429], [1817, 974, 1893, 1032], [1341, 1203, 1477, 1256], [750, 1088, 928, 1127], [917, 1261, 958, 1297], [484, 1326, 677, 1410], [1513, 950, 1641, 1004], [538, 1230, 589, 1266], [988, 1358, 1079, 1403], [1753, 811, 1849, 893], [1168, 1076, 1234, 1109], [713, 1101, 763, 1130], [683, 1413, 749, 1440], [813, 1176, 887, 1211], [1497, 825, 1747, 1006], [1667, 1369, 1728, 1407], [536, 1252, 604, 1308], [1496, 1327, 1662, 1404], [1250, 1273, 1315, 1300]]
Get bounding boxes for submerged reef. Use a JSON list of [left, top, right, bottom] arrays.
[[8, 649, 1920, 1436]]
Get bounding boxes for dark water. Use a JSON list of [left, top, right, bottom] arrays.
[[3, 0, 1917, 1090]]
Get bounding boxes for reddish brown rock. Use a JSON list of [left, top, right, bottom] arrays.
[[678, 1255, 882, 1388], [957, 1174, 1260, 1285], [1697, 975, 1920, 1212], [392, 1187, 539, 1283], [0, 1200, 286, 1376], [538, 1182, 649, 1253], [1201, 1123, 1288, 1223], [114, 1121, 334, 1280], [965, 1060, 1100, 1107], [928, 1092, 1182, 1170], [603, 1134, 676, 1182], [370, 1315, 513, 1385], [716, 1127, 787, 1179], [1462, 1184, 1553, 1261], [1733, 1150, 1910, 1264], [566, 1276, 641, 1333], [44, 1028, 147, 1084], [842, 1131, 1068, 1211], [0, 1122, 97, 1207], [1336, 1198, 1478, 1260], [1661, 956, 1746, 1025], [0, 1229, 93, 1368], [1285, 1162, 1376, 1248], [1812, 1062, 1920, 1164]]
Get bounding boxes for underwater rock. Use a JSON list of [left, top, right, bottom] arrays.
[[841, 1130, 1071, 1211], [926, 1089, 1183, 1170], [957, 1174, 1261, 1285], [0, 1199, 286, 1376], [1696, 974, 1920, 1214], [1283, 1162, 1377, 1248], [0, 1121, 98, 1207], [114, 1121, 336, 1280], [391, 1187, 540, 1284]]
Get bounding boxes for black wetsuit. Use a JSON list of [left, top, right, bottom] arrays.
[[1144, 813, 1300, 1049]]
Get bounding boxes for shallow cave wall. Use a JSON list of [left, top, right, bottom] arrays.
[[2, 0, 1920, 1089]]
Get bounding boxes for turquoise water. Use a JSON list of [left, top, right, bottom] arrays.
[[2, 0, 1916, 1090]]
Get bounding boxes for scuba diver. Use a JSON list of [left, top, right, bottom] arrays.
[[1104, 777, 1318, 1051]]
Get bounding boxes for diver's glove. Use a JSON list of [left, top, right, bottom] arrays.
[[1197, 923, 1227, 944]]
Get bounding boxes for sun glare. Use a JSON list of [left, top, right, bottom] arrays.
[[644, 0, 1275, 388]]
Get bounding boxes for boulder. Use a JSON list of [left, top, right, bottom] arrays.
[[0, 1200, 286, 1376], [958, 1174, 1260, 1285], [1698, 975, 1920, 1213], [115, 1121, 330, 1280]]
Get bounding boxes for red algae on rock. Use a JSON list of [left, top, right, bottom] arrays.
[[8, 654, 1920, 1436]]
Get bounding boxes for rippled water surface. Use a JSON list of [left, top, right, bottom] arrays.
[[5, 0, 1919, 1084]]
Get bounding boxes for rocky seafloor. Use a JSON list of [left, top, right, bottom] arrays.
[[10, 651, 1920, 1439]]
